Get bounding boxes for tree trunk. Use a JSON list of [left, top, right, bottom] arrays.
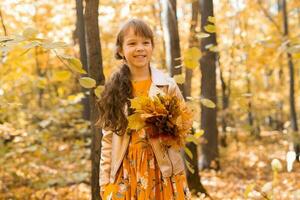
[[160, 0, 184, 93], [199, 0, 219, 170], [75, 0, 90, 121], [184, 1, 209, 196], [282, 0, 299, 161], [85, 0, 105, 199]]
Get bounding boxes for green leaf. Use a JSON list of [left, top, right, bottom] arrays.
[[94, 85, 104, 98], [79, 77, 96, 88], [204, 24, 216, 33], [200, 98, 216, 108], [66, 57, 87, 74], [184, 147, 193, 159]]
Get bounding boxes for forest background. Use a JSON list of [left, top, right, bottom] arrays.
[[0, 0, 300, 199]]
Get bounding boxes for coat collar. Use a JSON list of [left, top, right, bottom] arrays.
[[149, 66, 169, 86]]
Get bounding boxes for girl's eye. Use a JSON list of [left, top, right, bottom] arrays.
[[144, 41, 150, 45], [128, 42, 136, 45]]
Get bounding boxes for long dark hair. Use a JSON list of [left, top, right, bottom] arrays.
[[95, 19, 154, 135]]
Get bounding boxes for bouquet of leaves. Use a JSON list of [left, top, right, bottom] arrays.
[[127, 93, 193, 149]]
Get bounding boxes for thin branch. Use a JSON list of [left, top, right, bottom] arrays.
[[257, 0, 282, 34], [0, 8, 7, 36]]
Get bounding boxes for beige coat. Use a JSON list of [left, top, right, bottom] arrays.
[[99, 66, 186, 187]]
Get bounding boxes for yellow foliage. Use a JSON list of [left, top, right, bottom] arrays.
[[79, 77, 96, 88]]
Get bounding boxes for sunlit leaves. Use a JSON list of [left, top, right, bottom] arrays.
[[23, 41, 41, 50], [205, 44, 218, 52], [22, 27, 39, 39], [65, 57, 87, 74], [200, 98, 216, 108], [79, 77, 96, 88], [183, 47, 201, 69], [52, 70, 71, 82], [196, 32, 210, 39], [204, 24, 216, 33], [194, 129, 204, 138], [244, 183, 255, 198], [271, 158, 282, 172], [185, 159, 195, 174], [94, 85, 105, 98], [208, 16, 216, 24], [127, 113, 145, 131], [185, 135, 198, 145], [37, 77, 47, 89], [293, 52, 300, 59], [184, 147, 193, 159], [42, 41, 68, 49]]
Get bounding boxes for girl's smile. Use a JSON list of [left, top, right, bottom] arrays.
[[120, 28, 153, 70]]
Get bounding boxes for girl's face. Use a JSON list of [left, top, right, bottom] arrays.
[[120, 28, 153, 70]]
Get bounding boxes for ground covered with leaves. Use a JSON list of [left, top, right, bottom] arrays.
[[1, 123, 299, 199]]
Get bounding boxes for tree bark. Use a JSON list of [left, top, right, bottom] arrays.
[[75, 0, 90, 121], [160, 0, 184, 93], [199, 0, 219, 170], [84, 0, 105, 199], [282, 0, 299, 160], [184, 1, 208, 196]]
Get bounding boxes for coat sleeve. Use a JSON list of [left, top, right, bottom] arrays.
[[99, 128, 113, 187]]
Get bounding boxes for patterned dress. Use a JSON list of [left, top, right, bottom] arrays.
[[102, 78, 191, 200]]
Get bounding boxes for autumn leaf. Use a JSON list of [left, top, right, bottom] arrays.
[[79, 77, 96, 88], [23, 27, 38, 39], [94, 85, 104, 98], [65, 57, 87, 74], [204, 24, 216, 33], [52, 70, 71, 82], [185, 134, 198, 145], [130, 96, 151, 111], [293, 53, 300, 59], [127, 113, 145, 130], [184, 147, 193, 159], [194, 129, 204, 138], [185, 159, 195, 174], [183, 47, 201, 69], [208, 16, 216, 24], [196, 32, 210, 39], [42, 41, 68, 49], [200, 98, 216, 108]]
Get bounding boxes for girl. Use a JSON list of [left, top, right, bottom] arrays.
[[97, 19, 191, 200]]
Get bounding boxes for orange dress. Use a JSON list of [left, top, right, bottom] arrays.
[[102, 78, 191, 200]]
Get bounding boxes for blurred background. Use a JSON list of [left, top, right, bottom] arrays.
[[0, 0, 299, 199]]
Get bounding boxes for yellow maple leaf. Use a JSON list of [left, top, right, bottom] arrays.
[[127, 113, 145, 131]]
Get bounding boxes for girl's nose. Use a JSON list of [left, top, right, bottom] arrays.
[[136, 43, 145, 51]]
